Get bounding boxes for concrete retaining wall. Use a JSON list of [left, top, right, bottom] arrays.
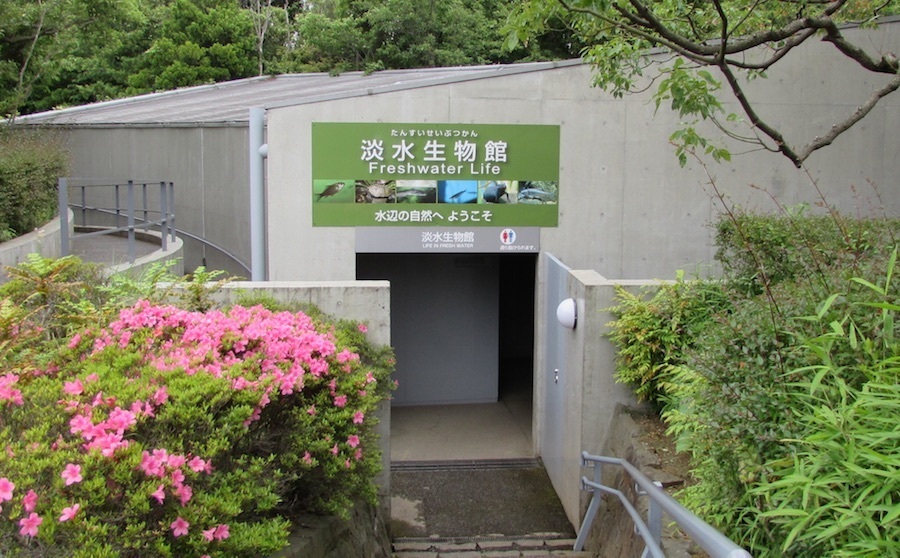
[[536, 270, 668, 528], [0, 211, 72, 283]]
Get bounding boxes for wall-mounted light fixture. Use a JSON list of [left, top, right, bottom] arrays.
[[556, 298, 577, 329]]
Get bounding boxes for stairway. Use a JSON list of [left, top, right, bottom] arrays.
[[392, 535, 591, 557]]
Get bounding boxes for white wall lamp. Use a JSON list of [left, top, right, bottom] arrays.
[[556, 298, 577, 329]]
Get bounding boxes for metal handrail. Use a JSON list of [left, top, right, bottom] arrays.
[[59, 178, 176, 265], [57, 178, 251, 274], [576, 451, 752, 558]]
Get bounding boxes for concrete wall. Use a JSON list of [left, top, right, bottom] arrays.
[[0, 211, 70, 282], [61, 126, 251, 277], [266, 20, 899, 284], [534, 260, 657, 527]]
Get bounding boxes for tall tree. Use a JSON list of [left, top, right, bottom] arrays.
[[0, 0, 138, 120], [128, 0, 258, 91], [274, 0, 579, 74], [506, 0, 900, 167]]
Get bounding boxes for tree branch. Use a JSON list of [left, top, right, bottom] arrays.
[[795, 72, 900, 162], [716, 59, 804, 165]]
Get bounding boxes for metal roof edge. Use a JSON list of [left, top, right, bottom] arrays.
[[10, 75, 278, 124], [265, 59, 586, 110]]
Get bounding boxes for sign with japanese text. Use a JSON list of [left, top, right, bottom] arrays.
[[311, 122, 560, 227], [355, 227, 540, 253]]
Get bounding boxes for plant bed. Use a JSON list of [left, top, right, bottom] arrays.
[[0, 257, 394, 557]]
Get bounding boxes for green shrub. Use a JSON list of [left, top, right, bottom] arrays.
[[751, 250, 900, 557], [0, 259, 395, 557], [714, 207, 898, 296], [606, 272, 729, 406], [666, 249, 898, 556], [608, 207, 899, 556], [0, 129, 69, 242]]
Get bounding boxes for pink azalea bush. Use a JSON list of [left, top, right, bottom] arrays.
[[0, 291, 394, 557]]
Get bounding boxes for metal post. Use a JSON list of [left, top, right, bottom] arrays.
[[58, 178, 69, 257], [169, 182, 176, 242], [115, 184, 121, 227], [127, 180, 136, 264], [159, 181, 168, 252], [142, 183, 148, 229], [574, 457, 605, 550], [80, 186, 87, 227], [249, 107, 267, 281], [639, 482, 664, 558]]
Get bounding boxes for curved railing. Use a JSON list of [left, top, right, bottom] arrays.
[[58, 177, 250, 274], [576, 451, 752, 558]]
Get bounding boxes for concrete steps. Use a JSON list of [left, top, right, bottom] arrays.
[[391, 535, 592, 557]]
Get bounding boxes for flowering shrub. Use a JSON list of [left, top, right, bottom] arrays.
[[0, 298, 394, 557]]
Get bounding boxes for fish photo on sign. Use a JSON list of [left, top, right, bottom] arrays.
[[516, 181, 558, 204], [313, 179, 355, 203], [438, 180, 478, 204], [395, 180, 437, 204]]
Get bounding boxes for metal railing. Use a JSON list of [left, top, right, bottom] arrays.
[[57, 178, 251, 274], [58, 178, 176, 264], [575, 451, 752, 558]]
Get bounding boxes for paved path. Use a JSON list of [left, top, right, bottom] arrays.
[[70, 234, 161, 267]]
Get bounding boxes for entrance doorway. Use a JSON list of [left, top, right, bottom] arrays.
[[356, 253, 536, 461]]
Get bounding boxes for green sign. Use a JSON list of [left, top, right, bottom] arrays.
[[311, 122, 560, 227]]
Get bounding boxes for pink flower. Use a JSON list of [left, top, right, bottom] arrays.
[[63, 379, 84, 395], [152, 387, 169, 405], [69, 414, 93, 436], [169, 469, 185, 487], [59, 504, 80, 522], [358, 323, 368, 333], [202, 527, 217, 542], [188, 456, 208, 473], [353, 411, 365, 424], [303, 451, 313, 465], [140, 452, 166, 478], [331, 444, 339, 455], [23, 490, 38, 512], [18, 512, 42, 537], [347, 435, 360, 448], [150, 484, 166, 504], [0, 477, 14, 502], [214, 524, 230, 540], [174, 483, 193, 506], [170, 517, 189, 537], [307, 405, 316, 416], [61, 463, 83, 486], [333, 395, 348, 408]]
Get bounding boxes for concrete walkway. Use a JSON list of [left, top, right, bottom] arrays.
[[69, 234, 161, 267]]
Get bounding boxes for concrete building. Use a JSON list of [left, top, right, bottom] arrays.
[[16, 18, 900, 528]]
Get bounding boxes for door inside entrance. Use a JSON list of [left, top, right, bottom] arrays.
[[356, 253, 536, 460]]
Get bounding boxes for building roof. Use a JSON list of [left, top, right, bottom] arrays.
[[14, 60, 583, 128]]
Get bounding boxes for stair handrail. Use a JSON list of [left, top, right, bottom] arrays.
[[576, 451, 752, 558]]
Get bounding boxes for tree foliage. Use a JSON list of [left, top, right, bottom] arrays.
[[505, 0, 900, 167], [0, 0, 574, 120]]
